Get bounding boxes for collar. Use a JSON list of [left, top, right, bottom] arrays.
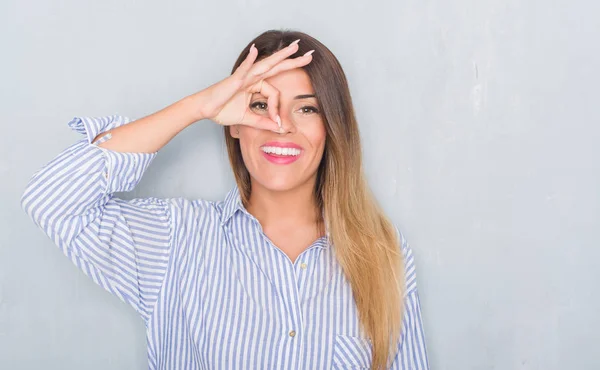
[[220, 185, 244, 226], [219, 185, 331, 247]]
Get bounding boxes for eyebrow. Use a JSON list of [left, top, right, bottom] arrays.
[[294, 94, 317, 100], [252, 93, 318, 100]]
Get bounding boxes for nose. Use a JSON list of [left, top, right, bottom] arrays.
[[277, 113, 297, 135]]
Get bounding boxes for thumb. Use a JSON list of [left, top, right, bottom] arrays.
[[244, 113, 284, 133]]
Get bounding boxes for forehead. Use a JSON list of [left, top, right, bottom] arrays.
[[264, 68, 314, 96]]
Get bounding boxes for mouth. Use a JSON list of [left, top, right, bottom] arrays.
[[260, 141, 303, 165]]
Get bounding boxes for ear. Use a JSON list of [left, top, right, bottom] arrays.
[[229, 125, 239, 138]]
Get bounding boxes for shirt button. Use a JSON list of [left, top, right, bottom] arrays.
[[300, 263, 307, 270], [289, 330, 296, 337]]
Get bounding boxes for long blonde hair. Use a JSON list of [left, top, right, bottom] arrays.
[[223, 29, 405, 370]]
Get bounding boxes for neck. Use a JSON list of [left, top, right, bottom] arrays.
[[246, 179, 321, 232]]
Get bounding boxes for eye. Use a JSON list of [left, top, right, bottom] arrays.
[[250, 102, 320, 115], [250, 101, 268, 111], [299, 106, 320, 114]]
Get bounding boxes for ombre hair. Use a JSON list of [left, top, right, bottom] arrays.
[[223, 29, 405, 370]]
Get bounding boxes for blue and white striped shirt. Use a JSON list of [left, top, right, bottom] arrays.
[[21, 115, 429, 369]]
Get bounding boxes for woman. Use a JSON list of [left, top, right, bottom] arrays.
[[21, 29, 429, 369]]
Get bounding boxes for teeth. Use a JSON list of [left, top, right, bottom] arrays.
[[261, 146, 301, 156]]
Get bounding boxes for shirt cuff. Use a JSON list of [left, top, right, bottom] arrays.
[[68, 115, 133, 145], [68, 115, 158, 194]]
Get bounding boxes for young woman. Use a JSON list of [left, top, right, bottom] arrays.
[[21, 29, 429, 369]]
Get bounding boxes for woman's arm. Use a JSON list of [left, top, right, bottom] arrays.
[[91, 93, 203, 153], [20, 115, 175, 322], [91, 40, 314, 154], [20, 39, 312, 320], [391, 230, 431, 370]]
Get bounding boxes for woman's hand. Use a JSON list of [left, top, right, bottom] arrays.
[[194, 39, 314, 132]]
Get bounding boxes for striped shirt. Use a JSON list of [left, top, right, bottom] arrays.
[[20, 115, 429, 369]]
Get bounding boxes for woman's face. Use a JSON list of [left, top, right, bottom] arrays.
[[230, 68, 326, 192]]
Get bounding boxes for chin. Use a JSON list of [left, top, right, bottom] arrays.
[[258, 179, 298, 192], [252, 173, 307, 193]]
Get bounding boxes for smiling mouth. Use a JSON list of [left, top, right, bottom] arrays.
[[260, 146, 302, 157], [260, 145, 303, 165]]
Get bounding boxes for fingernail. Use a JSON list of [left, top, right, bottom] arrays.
[[290, 39, 301, 47], [276, 115, 282, 128], [303, 50, 315, 57], [251, 43, 255, 50]]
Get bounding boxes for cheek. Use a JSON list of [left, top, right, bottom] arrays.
[[302, 123, 327, 152], [237, 128, 259, 150], [236, 130, 262, 165]]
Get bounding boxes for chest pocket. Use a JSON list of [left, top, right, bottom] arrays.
[[332, 334, 373, 369]]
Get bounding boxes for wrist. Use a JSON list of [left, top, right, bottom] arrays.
[[182, 91, 208, 123]]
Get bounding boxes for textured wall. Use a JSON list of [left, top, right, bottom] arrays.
[[2, 0, 599, 369]]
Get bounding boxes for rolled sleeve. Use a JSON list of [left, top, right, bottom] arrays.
[[67, 115, 157, 194]]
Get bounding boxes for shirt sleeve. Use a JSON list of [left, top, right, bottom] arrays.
[[20, 115, 173, 323], [391, 229, 430, 370]]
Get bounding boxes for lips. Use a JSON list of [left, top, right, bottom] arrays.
[[260, 141, 303, 165]]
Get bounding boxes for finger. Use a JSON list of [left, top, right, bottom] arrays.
[[241, 105, 281, 132], [248, 116, 284, 132], [234, 43, 258, 79], [258, 79, 281, 127], [260, 52, 314, 80], [242, 80, 282, 132], [248, 39, 301, 77]]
